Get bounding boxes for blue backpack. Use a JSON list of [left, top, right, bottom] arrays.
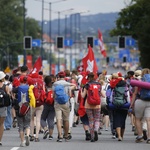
[[54, 85, 69, 104], [106, 85, 113, 104], [140, 74, 150, 101], [18, 85, 30, 103]]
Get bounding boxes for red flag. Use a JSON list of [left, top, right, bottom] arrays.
[[77, 65, 84, 73], [82, 45, 98, 73], [98, 29, 107, 57], [30, 57, 42, 74]]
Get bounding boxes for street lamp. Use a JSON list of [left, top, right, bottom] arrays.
[[23, 0, 26, 65], [69, 10, 90, 70], [45, 0, 68, 73], [35, 0, 67, 72], [56, 8, 74, 72]]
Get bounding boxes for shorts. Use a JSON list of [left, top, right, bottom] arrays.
[[80, 114, 89, 125], [0, 107, 7, 117], [54, 103, 70, 121], [101, 104, 109, 116], [134, 99, 150, 118], [17, 109, 31, 132]]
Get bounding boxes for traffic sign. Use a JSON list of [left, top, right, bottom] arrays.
[[32, 39, 41, 47], [126, 38, 135, 46], [64, 39, 73, 47], [94, 39, 99, 46]]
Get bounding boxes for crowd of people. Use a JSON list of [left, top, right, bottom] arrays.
[[0, 66, 150, 147]]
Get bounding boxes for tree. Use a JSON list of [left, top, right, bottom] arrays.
[[0, 0, 41, 69], [110, 0, 150, 68]]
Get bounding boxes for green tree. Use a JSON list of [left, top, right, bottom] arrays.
[[110, 0, 150, 68], [0, 0, 41, 70]]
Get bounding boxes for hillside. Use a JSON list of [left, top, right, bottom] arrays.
[[40, 12, 119, 38]]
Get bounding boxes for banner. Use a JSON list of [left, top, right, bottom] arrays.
[[26, 55, 33, 72]]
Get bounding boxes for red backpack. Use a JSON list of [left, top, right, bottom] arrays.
[[87, 82, 101, 105], [45, 89, 54, 105], [31, 78, 46, 107]]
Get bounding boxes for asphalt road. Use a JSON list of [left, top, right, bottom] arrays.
[[1, 117, 150, 150]]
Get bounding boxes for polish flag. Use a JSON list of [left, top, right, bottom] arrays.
[[98, 29, 107, 57]]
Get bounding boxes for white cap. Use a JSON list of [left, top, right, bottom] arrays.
[[0, 71, 6, 80]]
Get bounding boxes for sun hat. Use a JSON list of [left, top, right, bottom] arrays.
[[0, 71, 6, 80], [112, 73, 118, 79], [134, 70, 142, 76]]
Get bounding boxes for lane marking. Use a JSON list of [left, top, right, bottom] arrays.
[[10, 147, 20, 150]]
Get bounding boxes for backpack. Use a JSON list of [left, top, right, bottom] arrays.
[[112, 85, 128, 107], [54, 85, 69, 104], [45, 89, 54, 105], [106, 85, 113, 104], [31, 78, 45, 107], [140, 74, 150, 101], [0, 85, 11, 107], [18, 85, 30, 103], [12, 76, 20, 87], [19, 102, 30, 117], [87, 82, 101, 105]]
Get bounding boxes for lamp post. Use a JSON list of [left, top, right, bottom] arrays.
[[23, 0, 26, 66], [35, 0, 67, 73], [70, 10, 90, 70], [47, 0, 67, 74], [56, 8, 74, 72]]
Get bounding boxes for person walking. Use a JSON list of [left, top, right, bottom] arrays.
[[109, 73, 130, 141], [81, 72, 105, 142], [130, 68, 150, 144], [53, 71, 76, 142], [0, 71, 10, 146], [41, 75, 55, 140]]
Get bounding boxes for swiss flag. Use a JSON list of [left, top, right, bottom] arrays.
[[98, 29, 107, 57], [77, 65, 84, 73], [82, 45, 98, 73], [30, 56, 42, 74]]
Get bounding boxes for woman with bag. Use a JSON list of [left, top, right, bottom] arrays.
[[0, 71, 10, 146]]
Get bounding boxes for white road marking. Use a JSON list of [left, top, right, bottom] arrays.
[[10, 147, 20, 150]]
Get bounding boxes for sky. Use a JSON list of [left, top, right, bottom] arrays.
[[26, 0, 131, 21]]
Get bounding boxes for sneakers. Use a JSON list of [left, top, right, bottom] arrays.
[[73, 122, 77, 127], [135, 136, 144, 143], [118, 137, 122, 141], [49, 136, 53, 140], [98, 127, 102, 135], [12, 118, 17, 128], [112, 135, 116, 139], [64, 136, 70, 142], [57, 137, 63, 142], [85, 132, 91, 141], [43, 130, 49, 139], [94, 131, 98, 141], [25, 136, 30, 146], [30, 136, 35, 141], [132, 126, 135, 132], [20, 141, 26, 147], [143, 130, 147, 140], [91, 139, 95, 142], [0, 142, 2, 146], [68, 133, 72, 139], [146, 139, 150, 144], [35, 138, 40, 142]]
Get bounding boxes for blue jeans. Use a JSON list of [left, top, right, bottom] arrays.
[[4, 106, 12, 129]]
